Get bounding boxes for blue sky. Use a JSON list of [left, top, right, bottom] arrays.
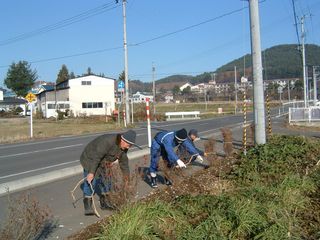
[[0, 0, 319, 86]]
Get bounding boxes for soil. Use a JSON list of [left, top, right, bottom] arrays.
[[67, 153, 239, 240]]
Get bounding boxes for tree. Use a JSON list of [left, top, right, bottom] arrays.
[[4, 60, 37, 97], [69, 71, 76, 79], [118, 71, 125, 81], [172, 85, 180, 96], [56, 64, 69, 84], [86, 67, 92, 76]]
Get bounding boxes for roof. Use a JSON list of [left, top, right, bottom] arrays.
[[57, 74, 116, 87], [0, 97, 27, 104]]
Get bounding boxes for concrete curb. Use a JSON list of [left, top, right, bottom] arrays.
[[0, 148, 150, 196]]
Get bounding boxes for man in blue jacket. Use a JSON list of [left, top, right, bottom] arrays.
[[177, 129, 206, 164], [149, 128, 202, 188]]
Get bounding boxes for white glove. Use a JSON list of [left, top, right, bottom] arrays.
[[176, 159, 187, 168], [195, 155, 204, 163]]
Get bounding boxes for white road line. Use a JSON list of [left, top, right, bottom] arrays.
[[0, 160, 80, 180], [0, 144, 83, 159]]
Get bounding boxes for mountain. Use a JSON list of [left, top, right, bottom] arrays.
[[153, 44, 320, 90]]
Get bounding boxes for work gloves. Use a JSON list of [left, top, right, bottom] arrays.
[[176, 159, 187, 168], [195, 155, 204, 163]]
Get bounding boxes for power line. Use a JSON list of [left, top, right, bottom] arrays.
[[0, 46, 123, 68], [291, 0, 301, 46], [0, 1, 270, 69], [0, 1, 119, 46], [131, 6, 248, 46]]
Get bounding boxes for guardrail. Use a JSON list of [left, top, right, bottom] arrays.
[[165, 111, 200, 121], [289, 107, 320, 123]]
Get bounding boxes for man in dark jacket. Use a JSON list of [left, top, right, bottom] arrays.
[[149, 128, 201, 188], [80, 129, 138, 215]]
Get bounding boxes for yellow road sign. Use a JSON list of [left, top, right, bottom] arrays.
[[25, 92, 36, 103]]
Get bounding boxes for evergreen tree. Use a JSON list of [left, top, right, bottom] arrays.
[[69, 71, 76, 79], [56, 64, 69, 84], [4, 60, 37, 97], [87, 67, 92, 76]]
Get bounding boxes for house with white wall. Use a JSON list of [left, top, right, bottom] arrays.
[[37, 75, 115, 118], [179, 83, 193, 92], [130, 91, 153, 103]]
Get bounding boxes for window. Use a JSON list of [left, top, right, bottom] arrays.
[[82, 102, 103, 109], [58, 103, 70, 109], [48, 104, 56, 109], [81, 81, 91, 85]]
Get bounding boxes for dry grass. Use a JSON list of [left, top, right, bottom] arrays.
[[0, 192, 55, 240], [0, 117, 121, 144]]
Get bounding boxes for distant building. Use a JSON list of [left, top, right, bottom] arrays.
[[179, 83, 193, 92], [164, 94, 173, 103], [0, 97, 27, 113], [37, 75, 115, 118], [130, 92, 153, 103], [0, 89, 3, 101]]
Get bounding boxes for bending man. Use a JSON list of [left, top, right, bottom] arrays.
[[80, 129, 138, 215], [149, 128, 201, 188]]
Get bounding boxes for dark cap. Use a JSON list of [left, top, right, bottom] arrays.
[[189, 129, 199, 138], [121, 130, 137, 145], [175, 128, 188, 142]]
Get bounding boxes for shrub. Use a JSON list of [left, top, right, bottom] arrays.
[[0, 193, 56, 240]]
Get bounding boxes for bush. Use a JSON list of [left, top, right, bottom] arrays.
[[94, 135, 320, 240], [0, 193, 56, 240]]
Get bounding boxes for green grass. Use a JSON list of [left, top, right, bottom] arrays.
[[93, 135, 320, 240]]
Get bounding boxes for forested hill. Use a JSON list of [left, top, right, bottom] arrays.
[[216, 44, 320, 79], [154, 44, 320, 89]]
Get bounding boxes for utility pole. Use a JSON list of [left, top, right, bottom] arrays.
[[234, 66, 238, 114], [300, 15, 307, 108], [152, 63, 156, 115], [288, 79, 291, 102], [122, 0, 130, 124], [248, 0, 266, 144], [313, 66, 319, 105]]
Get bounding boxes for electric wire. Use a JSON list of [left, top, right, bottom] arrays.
[[291, 0, 301, 46], [0, 1, 119, 46]]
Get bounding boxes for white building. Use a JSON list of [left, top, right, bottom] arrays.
[[179, 83, 193, 92], [130, 91, 153, 103], [37, 75, 115, 118], [0, 89, 3, 101]]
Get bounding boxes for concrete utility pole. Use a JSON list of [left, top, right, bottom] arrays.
[[122, 0, 130, 124], [300, 16, 308, 108], [248, 0, 266, 144], [152, 63, 156, 115], [313, 66, 318, 105], [234, 66, 238, 114]]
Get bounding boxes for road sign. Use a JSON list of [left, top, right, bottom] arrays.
[[118, 81, 124, 92], [25, 92, 36, 103]]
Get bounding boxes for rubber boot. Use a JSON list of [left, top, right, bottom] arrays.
[[150, 176, 158, 188], [164, 177, 172, 186], [100, 194, 115, 210], [83, 197, 94, 216]]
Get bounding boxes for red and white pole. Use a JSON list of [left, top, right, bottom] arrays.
[[123, 107, 127, 128], [146, 98, 152, 147]]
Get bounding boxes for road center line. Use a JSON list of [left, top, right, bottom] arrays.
[[0, 160, 80, 180], [0, 144, 83, 159]]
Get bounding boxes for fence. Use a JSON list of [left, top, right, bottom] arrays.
[[289, 107, 320, 123], [165, 111, 200, 121]]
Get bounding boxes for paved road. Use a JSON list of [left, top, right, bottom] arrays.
[[0, 113, 251, 185]]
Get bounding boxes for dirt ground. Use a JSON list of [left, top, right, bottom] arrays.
[[67, 152, 239, 240]]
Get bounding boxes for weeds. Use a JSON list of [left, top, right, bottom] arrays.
[[92, 135, 320, 240], [0, 193, 55, 240]]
